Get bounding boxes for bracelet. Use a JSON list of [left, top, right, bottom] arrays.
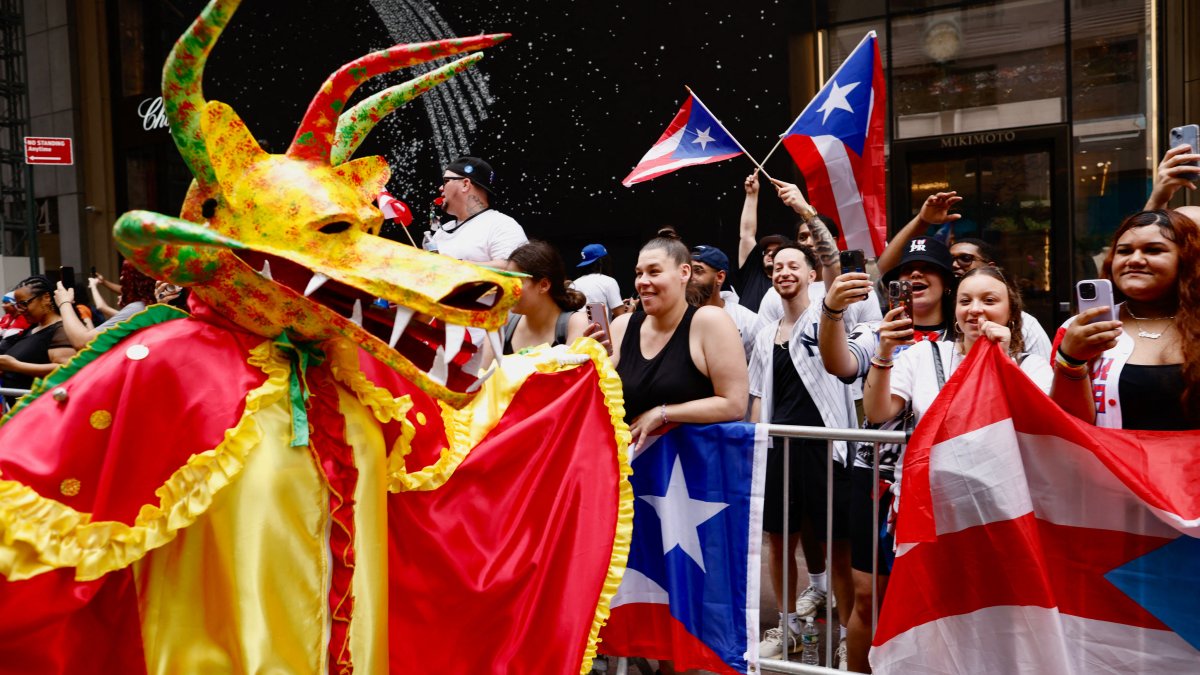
[[821, 299, 844, 316], [870, 357, 894, 369], [660, 404, 669, 426], [1054, 352, 1089, 379], [1057, 347, 1087, 367], [58, 301, 72, 309]]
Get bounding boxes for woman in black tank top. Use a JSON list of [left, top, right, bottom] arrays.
[[607, 238, 749, 449], [483, 241, 588, 361]]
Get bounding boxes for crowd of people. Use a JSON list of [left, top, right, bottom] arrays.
[[422, 152, 1198, 673], [3, 150, 1197, 672]]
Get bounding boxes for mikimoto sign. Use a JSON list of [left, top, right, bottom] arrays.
[[24, 137, 73, 165]]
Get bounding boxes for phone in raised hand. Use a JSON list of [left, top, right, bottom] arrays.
[[1075, 279, 1116, 324], [586, 301, 612, 354], [839, 249, 866, 275], [888, 280, 913, 320], [1169, 124, 1200, 183]]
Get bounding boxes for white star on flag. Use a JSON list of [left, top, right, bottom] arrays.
[[691, 127, 715, 151], [817, 80, 860, 124], [639, 455, 729, 572]]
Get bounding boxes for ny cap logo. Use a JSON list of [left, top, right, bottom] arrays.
[[910, 239, 927, 252]]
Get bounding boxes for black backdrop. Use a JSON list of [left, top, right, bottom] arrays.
[[126, 0, 820, 295]]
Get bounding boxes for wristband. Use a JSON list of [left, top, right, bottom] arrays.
[[821, 299, 845, 316], [1057, 347, 1087, 367], [870, 357, 894, 369]]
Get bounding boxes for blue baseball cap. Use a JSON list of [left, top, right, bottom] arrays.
[[691, 244, 730, 273], [577, 243, 609, 267]]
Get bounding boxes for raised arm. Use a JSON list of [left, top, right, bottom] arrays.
[[1048, 308, 1122, 424], [1145, 144, 1200, 210], [770, 177, 840, 286], [861, 306, 913, 423], [818, 272, 873, 378], [737, 172, 760, 268], [876, 191, 961, 277], [88, 277, 118, 319], [53, 282, 99, 350]]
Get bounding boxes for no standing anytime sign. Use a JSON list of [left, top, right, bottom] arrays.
[[24, 136, 73, 165]]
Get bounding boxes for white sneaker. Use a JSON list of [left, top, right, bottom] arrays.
[[758, 626, 799, 659], [795, 585, 827, 618], [836, 637, 848, 670]]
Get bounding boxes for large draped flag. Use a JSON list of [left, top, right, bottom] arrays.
[[600, 423, 767, 674], [622, 90, 746, 187], [871, 340, 1200, 673], [781, 32, 886, 257]]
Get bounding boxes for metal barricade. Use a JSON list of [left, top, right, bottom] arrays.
[[760, 424, 907, 674], [0, 387, 32, 414]]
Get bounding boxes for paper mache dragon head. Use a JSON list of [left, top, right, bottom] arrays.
[[111, 0, 520, 407]]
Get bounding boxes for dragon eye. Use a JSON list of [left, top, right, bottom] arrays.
[[319, 221, 352, 234]]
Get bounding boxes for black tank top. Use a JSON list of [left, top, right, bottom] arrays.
[[616, 305, 715, 422]]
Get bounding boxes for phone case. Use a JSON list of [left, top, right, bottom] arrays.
[[1076, 279, 1116, 324]]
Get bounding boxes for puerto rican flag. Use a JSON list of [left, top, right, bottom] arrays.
[[782, 32, 886, 257], [600, 423, 767, 673], [377, 191, 414, 226], [622, 91, 745, 187], [871, 340, 1200, 673]]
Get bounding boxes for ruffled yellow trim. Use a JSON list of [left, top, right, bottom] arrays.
[[563, 339, 634, 675], [0, 340, 291, 581], [325, 339, 413, 424]]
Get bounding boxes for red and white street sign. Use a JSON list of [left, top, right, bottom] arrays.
[[24, 137, 73, 165]]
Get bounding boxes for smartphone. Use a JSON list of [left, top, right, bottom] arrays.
[[1169, 124, 1200, 182], [839, 249, 866, 275], [59, 266, 75, 291], [90, 266, 97, 278], [1076, 279, 1116, 324], [888, 280, 913, 320], [585, 301, 612, 354]]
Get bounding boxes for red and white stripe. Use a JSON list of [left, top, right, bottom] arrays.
[[872, 342, 1200, 674]]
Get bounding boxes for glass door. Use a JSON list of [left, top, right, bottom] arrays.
[[898, 129, 1069, 331]]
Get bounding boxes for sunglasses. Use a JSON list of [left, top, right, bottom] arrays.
[[13, 291, 48, 310], [441, 176, 468, 185], [952, 253, 983, 265]]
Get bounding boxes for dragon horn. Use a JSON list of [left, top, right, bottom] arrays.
[[331, 53, 484, 166], [287, 33, 509, 162], [161, 0, 241, 188]]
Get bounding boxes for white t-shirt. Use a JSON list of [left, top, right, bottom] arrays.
[[891, 340, 1053, 423], [1020, 311, 1052, 360], [429, 209, 527, 263], [719, 290, 760, 361], [571, 273, 622, 310]]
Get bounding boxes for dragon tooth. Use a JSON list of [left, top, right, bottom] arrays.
[[304, 272, 329, 297], [349, 299, 363, 327], [466, 363, 497, 393], [487, 330, 504, 364], [428, 346, 448, 386], [259, 260, 272, 280], [388, 305, 414, 348], [444, 323, 466, 362]]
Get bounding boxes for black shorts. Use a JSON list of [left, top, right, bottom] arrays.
[[849, 465, 895, 574], [762, 438, 849, 539]]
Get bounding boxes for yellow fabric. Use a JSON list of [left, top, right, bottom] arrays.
[[133, 396, 328, 674], [0, 340, 290, 582], [337, 383, 390, 674]]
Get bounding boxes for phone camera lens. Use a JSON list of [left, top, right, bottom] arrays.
[[1079, 282, 1096, 300]]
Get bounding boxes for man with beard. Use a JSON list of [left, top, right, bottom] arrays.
[[689, 244, 760, 361], [428, 156, 527, 269], [748, 244, 855, 667]]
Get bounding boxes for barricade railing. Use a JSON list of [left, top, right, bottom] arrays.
[[0, 388, 32, 414], [758, 424, 907, 673]]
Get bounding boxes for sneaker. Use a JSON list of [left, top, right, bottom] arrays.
[[795, 585, 827, 617], [758, 626, 799, 659], [836, 637, 848, 670]]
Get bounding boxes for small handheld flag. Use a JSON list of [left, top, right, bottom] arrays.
[[622, 90, 748, 187]]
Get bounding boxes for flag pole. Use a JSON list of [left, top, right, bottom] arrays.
[[685, 86, 774, 181]]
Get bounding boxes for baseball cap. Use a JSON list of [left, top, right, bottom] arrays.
[[758, 234, 789, 249], [577, 243, 609, 268], [691, 245, 730, 273], [882, 237, 954, 284], [444, 156, 496, 195]]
